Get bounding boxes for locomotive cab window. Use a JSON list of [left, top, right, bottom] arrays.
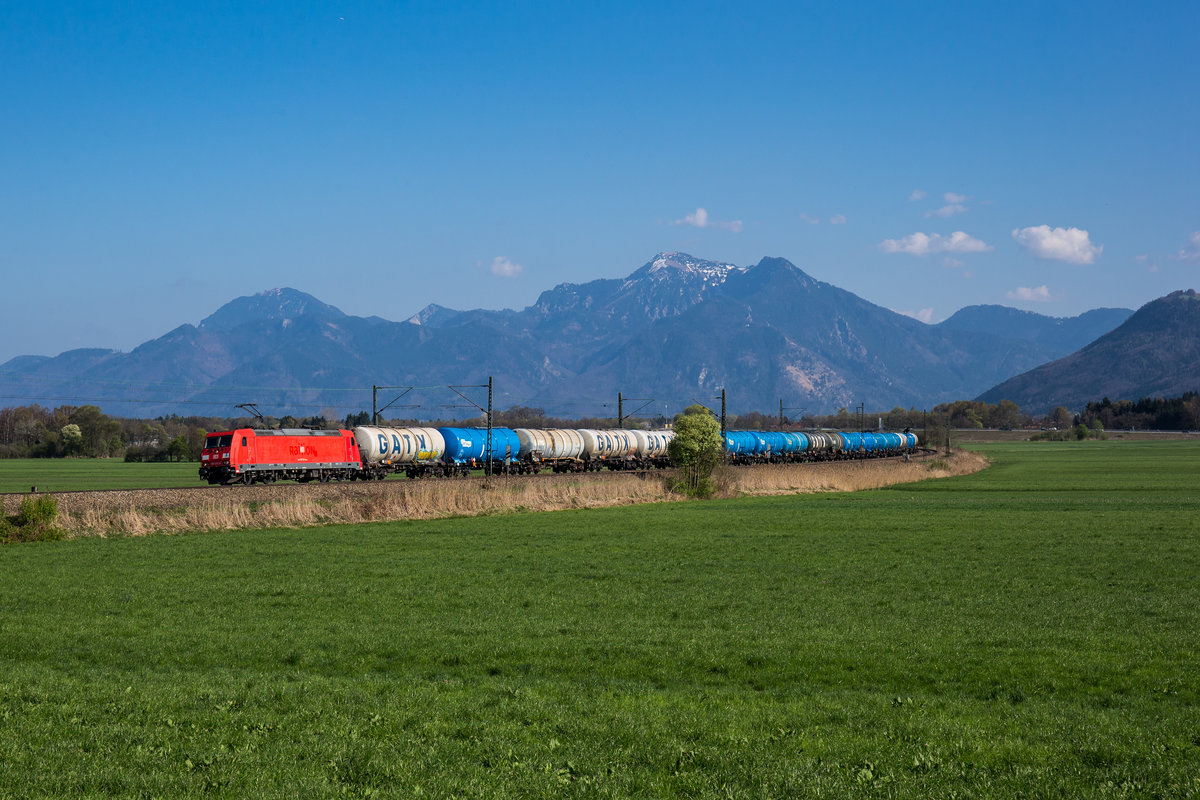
[[241, 437, 248, 446], [205, 436, 220, 449], [219, 435, 232, 448]]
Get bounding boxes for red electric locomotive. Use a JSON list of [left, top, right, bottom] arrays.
[[199, 428, 362, 485]]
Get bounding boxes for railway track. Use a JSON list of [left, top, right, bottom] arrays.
[[2, 451, 937, 501]]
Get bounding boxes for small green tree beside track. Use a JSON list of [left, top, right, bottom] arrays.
[[667, 406, 724, 497]]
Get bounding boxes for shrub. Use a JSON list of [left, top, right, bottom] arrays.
[[669, 470, 718, 499], [3, 495, 64, 544]]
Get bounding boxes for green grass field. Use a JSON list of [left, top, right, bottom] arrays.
[[1, 441, 1198, 797], [0, 458, 202, 493]]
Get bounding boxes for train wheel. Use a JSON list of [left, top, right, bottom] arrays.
[[242, 472, 254, 485]]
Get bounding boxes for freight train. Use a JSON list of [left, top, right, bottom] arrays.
[[199, 424, 919, 485]]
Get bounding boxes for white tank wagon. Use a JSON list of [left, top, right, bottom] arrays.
[[578, 428, 655, 470], [353, 426, 447, 478], [514, 428, 586, 473], [600, 428, 637, 469], [577, 429, 628, 470], [546, 428, 586, 461], [804, 431, 840, 460], [608, 429, 637, 461], [577, 429, 611, 469], [515, 428, 550, 463], [629, 429, 675, 468]]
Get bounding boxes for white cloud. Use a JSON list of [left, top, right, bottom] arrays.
[[908, 189, 927, 202], [896, 307, 935, 323], [1012, 225, 1102, 264], [1006, 285, 1052, 302], [829, 214, 846, 224], [488, 257, 523, 278], [943, 257, 965, 268], [925, 203, 968, 218], [1176, 231, 1200, 261], [798, 213, 820, 225], [673, 207, 743, 233], [944, 192, 968, 204], [879, 231, 992, 256]]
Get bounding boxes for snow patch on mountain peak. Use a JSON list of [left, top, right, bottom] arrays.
[[632, 252, 746, 287]]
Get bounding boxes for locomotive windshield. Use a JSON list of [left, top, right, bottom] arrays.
[[204, 435, 233, 449]]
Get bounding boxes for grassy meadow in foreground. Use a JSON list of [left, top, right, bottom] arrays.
[[1, 441, 1198, 797]]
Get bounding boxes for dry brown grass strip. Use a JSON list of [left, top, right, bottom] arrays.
[[722, 449, 986, 496], [42, 451, 986, 538]]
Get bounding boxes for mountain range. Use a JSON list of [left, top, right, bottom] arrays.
[[0, 252, 1169, 419], [977, 290, 1200, 413]]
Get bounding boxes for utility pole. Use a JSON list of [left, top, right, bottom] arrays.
[[780, 399, 806, 429], [720, 388, 727, 443], [372, 385, 416, 424], [615, 392, 654, 428], [448, 376, 496, 477]]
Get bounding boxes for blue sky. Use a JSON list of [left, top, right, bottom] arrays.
[[2, 1, 1198, 363]]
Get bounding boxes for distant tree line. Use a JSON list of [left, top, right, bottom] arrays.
[[1079, 392, 1200, 432], [5, 392, 1196, 461], [0, 405, 217, 461]]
